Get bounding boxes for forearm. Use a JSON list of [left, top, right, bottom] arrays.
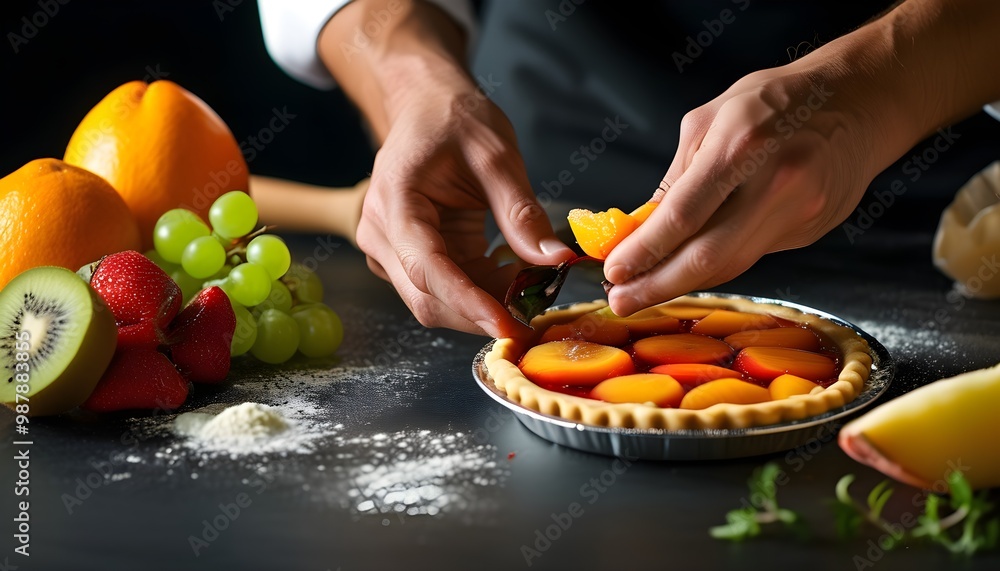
[[317, 0, 471, 141], [798, 0, 1000, 172]]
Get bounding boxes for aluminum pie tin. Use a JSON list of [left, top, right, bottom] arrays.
[[472, 293, 894, 461]]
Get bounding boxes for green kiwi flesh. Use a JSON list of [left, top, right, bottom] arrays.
[[0, 266, 117, 416]]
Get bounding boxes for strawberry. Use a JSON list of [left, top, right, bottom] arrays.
[[168, 286, 236, 384], [82, 348, 189, 412], [115, 320, 167, 349], [89, 250, 182, 331]]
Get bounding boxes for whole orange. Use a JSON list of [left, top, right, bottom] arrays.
[[0, 158, 142, 289], [64, 80, 248, 249]]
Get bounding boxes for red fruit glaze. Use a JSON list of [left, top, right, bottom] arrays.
[[90, 250, 182, 331], [168, 286, 236, 384], [82, 349, 189, 412]]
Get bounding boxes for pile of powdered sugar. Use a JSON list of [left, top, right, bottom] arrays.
[[172, 402, 334, 456]]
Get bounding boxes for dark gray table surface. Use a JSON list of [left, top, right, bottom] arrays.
[[2, 227, 999, 571]]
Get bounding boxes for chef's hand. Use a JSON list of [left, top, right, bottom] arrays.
[[357, 77, 574, 337], [603, 65, 878, 316], [319, 0, 574, 337], [605, 0, 1000, 316]]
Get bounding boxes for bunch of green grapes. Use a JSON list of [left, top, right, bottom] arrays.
[[147, 191, 343, 364]]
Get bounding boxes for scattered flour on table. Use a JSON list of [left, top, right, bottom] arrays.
[[331, 429, 507, 519], [854, 320, 959, 357]]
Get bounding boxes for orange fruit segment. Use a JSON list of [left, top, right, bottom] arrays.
[[734, 347, 836, 381], [649, 363, 739, 386], [592, 306, 681, 337], [690, 310, 780, 337], [657, 305, 714, 320], [519, 340, 635, 386], [724, 327, 821, 351], [65, 80, 249, 249], [567, 202, 659, 261], [539, 318, 631, 346], [0, 158, 142, 289], [632, 333, 734, 366], [769, 374, 820, 400], [567, 207, 638, 260], [680, 378, 772, 410], [591, 373, 684, 407], [628, 202, 659, 224]]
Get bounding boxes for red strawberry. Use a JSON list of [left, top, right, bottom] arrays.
[[168, 286, 236, 384], [90, 250, 182, 331], [82, 349, 189, 412], [116, 320, 167, 349]]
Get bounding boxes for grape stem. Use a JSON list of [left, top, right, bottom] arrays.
[[224, 224, 279, 259]]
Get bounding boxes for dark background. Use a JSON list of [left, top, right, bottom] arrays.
[[1, 0, 998, 241], [0, 0, 375, 188]]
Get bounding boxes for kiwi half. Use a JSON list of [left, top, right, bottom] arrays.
[[0, 267, 117, 416]]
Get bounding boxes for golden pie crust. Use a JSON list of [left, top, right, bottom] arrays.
[[484, 296, 873, 430]]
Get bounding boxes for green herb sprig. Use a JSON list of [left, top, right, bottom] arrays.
[[709, 463, 805, 541], [713, 465, 999, 557], [835, 471, 1000, 557]]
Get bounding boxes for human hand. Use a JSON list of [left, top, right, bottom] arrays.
[[604, 64, 883, 316], [355, 69, 575, 337]]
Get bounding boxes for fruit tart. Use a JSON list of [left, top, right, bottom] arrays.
[[483, 295, 873, 430]]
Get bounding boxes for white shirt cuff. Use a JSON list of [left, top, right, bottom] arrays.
[[258, 0, 477, 90]]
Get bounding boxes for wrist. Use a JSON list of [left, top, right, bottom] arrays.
[[795, 0, 1000, 174], [318, 0, 470, 140]]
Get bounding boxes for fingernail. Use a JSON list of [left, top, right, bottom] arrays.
[[605, 264, 630, 284], [477, 319, 502, 337], [608, 293, 637, 317], [539, 237, 571, 257]]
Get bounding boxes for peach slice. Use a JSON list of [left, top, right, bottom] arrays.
[[680, 378, 772, 410], [649, 363, 738, 385], [632, 333, 734, 366], [734, 347, 836, 381], [592, 306, 681, 338], [657, 305, 715, 321], [567, 207, 638, 260], [539, 318, 631, 347], [768, 374, 820, 400], [567, 202, 658, 261], [519, 340, 635, 386], [690, 309, 780, 338], [724, 327, 821, 352], [591, 373, 684, 407], [628, 202, 658, 223]]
